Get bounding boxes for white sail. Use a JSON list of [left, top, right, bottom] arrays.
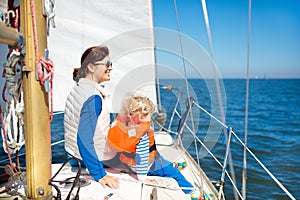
[[48, 0, 156, 113]]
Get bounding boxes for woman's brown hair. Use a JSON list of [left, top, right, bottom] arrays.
[[73, 45, 109, 83]]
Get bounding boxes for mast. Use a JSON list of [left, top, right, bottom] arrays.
[[19, 0, 52, 199]]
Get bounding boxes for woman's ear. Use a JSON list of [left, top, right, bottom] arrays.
[[87, 63, 95, 73]]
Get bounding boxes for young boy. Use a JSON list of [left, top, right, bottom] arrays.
[[108, 95, 201, 200]]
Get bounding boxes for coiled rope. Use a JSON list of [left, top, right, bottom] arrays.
[[1, 50, 24, 154], [0, 1, 25, 194], [0, 0, 24, 155]]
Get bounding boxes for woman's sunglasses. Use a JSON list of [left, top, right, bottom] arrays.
[[93, 60, 112, 68]]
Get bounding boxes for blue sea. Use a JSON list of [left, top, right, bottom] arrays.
[[0, 79, 299, 200]]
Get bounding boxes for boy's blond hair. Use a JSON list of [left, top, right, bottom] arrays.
[[120, 95, 155, 119]]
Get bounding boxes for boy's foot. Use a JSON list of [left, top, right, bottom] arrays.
[[190, 189, 202, 200], [173, 161, 187, 170]]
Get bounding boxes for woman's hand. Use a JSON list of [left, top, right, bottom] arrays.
[[98, 175, 119, 189]]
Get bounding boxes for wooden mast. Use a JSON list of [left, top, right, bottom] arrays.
[[19, 0, 52, 199]]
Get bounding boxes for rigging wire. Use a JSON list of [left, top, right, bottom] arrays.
[[0, 106, 296, 199], [199, 0, 238, 199], [218, 127, 233, 199], [192, 102, 296, 200], [242, 0, 252, 198], [172, 0, 199, 164]]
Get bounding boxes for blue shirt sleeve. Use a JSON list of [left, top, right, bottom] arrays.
[[77, 95, 107, 181]]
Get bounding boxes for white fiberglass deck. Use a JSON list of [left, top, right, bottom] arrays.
[[51, 132, 218, 200], [0, 132, 218, 200]]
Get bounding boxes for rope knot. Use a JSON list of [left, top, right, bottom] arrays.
[[37, 57, 55, 84], [36, 56, 55, 121]]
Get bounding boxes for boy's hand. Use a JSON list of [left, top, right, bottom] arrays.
[[143, 177, 156, 183]]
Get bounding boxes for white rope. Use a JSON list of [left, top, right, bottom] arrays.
[[42, 0, 56, 35], [1, 50, 25, 154]]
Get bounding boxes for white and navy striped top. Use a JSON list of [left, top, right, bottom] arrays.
[[129, 133, 154, 180]]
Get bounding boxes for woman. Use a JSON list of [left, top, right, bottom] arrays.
[[64, 45, 119, 189]]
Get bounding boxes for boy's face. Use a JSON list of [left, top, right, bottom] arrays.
[[130, 113, 151, 124], [140, 113, 151, 122]]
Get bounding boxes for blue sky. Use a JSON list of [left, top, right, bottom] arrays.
[[152, 0, 300, 79]]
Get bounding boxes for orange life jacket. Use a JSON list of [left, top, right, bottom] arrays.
[[107, 116, 157, 166]]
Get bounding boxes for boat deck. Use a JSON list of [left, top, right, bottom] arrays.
[[51, 132, 218, 200], [0, 132, 218, 200]]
